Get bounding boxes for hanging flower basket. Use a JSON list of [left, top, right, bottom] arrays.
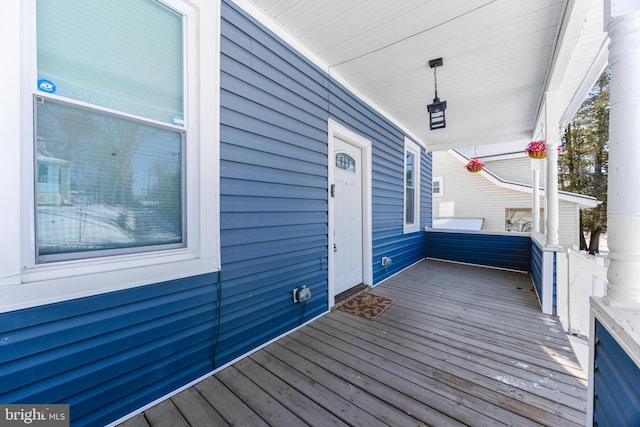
[[464, 158, 485, 173], [525, 140, 546, 159], [529, 150, 547, 159]]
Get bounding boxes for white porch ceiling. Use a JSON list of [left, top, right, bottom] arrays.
[[245, 0, 608, 151]]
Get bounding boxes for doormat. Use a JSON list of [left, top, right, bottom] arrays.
[[337, 293, 394, 321]]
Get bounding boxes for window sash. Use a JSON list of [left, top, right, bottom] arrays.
[[405, 151, 416, 225], [405, 187, 415, 224], [33, 0, 188, 264], [406, 152, 414, 187], [404, 140, 420, 232], [36, 0, 184, 125], [34, 95, 186, 263]]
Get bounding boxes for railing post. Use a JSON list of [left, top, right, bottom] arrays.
[[603, 7, 640, 307], [532, 161, 541, 234], [544, 91, 560, 249]]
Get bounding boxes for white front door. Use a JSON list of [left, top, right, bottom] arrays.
[[333, 137, 364, 294]]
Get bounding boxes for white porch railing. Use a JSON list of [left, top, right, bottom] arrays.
[[558, 248, 608, 338]]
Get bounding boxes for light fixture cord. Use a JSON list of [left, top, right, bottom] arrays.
[[433, 66, 439, 100]]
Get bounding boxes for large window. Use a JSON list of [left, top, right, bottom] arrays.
[[34, 0, 186, 263], [1, 0, 220, 311], [404, 138, 421, 233]]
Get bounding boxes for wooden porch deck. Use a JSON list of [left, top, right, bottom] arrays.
[[121, 260, 587, 426]]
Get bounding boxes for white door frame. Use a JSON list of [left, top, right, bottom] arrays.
[[327, 119, 372, 308]]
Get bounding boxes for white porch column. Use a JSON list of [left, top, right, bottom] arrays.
[[604, 6, 640, 306], [544, 91, 560, 248], [532, 161, 541, 233]]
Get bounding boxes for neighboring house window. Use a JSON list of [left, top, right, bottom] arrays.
[[433, 177, 443, 197], [505, 208, 543, 232], [7, 0, 219, 310], [404, 138, 421, 233]]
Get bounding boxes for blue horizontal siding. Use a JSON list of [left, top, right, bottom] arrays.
[[425, 231, 531, 272], [221, 223, 327, 246], [217, 0, 431, 362], [422, 152, 433, 230], [218, 0, 332, 369], [220, 0, 429, 313], [593, 320, 640, 426], [220, 115, 327, 159], [0, 273, 219, 426], [531, 238, 544, 304]]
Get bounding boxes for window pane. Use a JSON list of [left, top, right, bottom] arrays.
[[505, 208, 539, 232], [406, 152, 414, 187], [37, 0, 183, 124], [336, 153, 356, 172], [405, 188, 415, 224], [35, 97, 184, 262], [433, 180, 440, 194]]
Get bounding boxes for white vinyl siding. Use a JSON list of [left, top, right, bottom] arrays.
[[483, 156, 547, 186], [432, 151, 579, 248]]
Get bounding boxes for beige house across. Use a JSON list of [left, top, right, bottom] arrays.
[[432, 144, 598, 249]]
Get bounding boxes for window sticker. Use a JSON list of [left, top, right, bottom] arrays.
[[38, 79, 56, 93]]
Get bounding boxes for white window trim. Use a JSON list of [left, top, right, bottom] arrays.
[[433, 176, 444, 197], [0, 0, 220, 313], [403, 137, 421, 234]]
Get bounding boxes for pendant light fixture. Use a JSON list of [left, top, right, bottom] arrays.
[[427, 58, 447, 130]]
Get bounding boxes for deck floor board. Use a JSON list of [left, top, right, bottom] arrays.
[[143, 399, 189, 427], [262, 341, 420, 426], [124, 259, 587, 427], [171, 387, 229, 427], [250, 348, 384, 426], [305, 317, 541, 426], [363, 312, 586, 400], [322, 312, 585, 411]]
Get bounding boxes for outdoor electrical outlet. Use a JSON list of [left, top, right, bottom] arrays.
[[381, 256, 392, 267], [293, 285, 311, 303]]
